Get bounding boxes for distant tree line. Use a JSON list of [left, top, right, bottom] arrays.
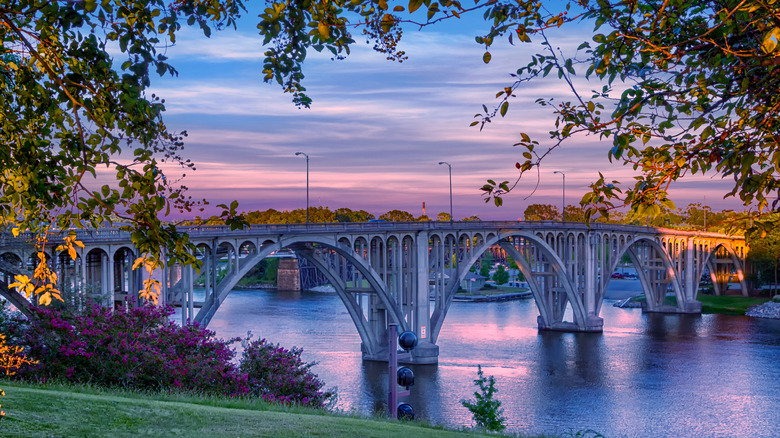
[[186, 207, 481, 225]]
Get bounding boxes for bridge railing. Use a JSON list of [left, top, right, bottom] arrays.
[[0, 220, 744, 247]]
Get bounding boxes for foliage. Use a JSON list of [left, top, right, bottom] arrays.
[[334, 208, 375, 223], [256, 0, 780, 228], [1, 304, 332, 406], [563, 205, 587, 222], [746, 220, 780, 293], [461, 215, 482, 221], [1, 0, 250, 304], [9, 304, 249, 396], [379, 209, 416, 222], [437, 212, 452, 221], [479, 263, 490, 279], [0, 329, 37, 422], [493, 265, 509, 285], [460, 365, 505, 432], [239, 335, 333, 408], [524, 204, 560, 221], [0, 332, 37, 377]]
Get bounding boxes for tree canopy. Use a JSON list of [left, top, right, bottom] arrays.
[[256, 0, 780, 229], [1, 0, 247, 304]]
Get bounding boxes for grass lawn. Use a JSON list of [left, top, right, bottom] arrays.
[[635, 294, 770, 315], [0, 381, 544, 438], [696, 294, 769, 315]]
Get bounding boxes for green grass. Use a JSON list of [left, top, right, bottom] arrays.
[[696, 294, 769, 315], [0, 380, 545, 438], [634, 294, 769, 315]]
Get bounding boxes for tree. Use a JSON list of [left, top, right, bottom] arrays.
[[563, 205, 587, 223], [523, 204, 560, 221], [436, 212, 451, 221], [334, 208, 375, 223], [493, 265, 509, 285], [379, 209, 415, 222], [461, 215, 482, 221], [1, 0, 248, 305], [747, 221, 780, 294], [256, 1, 780, 229], [460, 365, 506, 432]]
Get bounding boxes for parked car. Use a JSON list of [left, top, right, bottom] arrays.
[[611, 273, 625, 279]]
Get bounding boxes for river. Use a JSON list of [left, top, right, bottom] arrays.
[[197, 282, 780, 438]]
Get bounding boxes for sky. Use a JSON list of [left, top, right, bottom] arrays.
[[147, 7, 748, 221]]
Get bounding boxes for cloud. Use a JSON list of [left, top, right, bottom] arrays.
[[146, 20, 748, 221]]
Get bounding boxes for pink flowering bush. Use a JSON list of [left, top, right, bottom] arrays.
[[240, 336, 334, 407], [3, 304, 333, 407], [16, 305, 249, 396]]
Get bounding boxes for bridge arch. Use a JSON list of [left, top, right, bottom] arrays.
[[193, 234, 409, 359], [702, 242, 748, 296], [605, 236, 688, 312]]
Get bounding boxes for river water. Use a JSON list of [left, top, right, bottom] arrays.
[[201, 284, 780, 438]]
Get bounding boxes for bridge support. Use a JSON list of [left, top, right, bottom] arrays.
[[1, 222, 749, 367]]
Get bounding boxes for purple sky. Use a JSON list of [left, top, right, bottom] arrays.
[[145, 13, 748, 221]]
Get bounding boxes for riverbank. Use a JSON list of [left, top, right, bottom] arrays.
[[454, 286, 532, 302], [746, 301, 780, 319], [612, 294, 771, 315], [0, 381, 545, 438]]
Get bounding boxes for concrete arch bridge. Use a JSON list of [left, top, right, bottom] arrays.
[[0, 221, 748, 364]]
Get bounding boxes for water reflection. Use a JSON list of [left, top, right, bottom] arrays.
[[201, 289, 780, 438]]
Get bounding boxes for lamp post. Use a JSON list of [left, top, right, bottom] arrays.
[[438, 161, 453, 222], [553, 171, 566, 222], [295, 152, 309, 224]]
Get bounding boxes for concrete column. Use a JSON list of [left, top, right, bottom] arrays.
[[413, 231, 438, 364], [583, 233, 603, 331]]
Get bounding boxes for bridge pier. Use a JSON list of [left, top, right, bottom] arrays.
[[537, 315, 604, 332]]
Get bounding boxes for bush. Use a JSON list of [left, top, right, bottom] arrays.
[[14, 304, 249, 396], [461, 365, 506, 432], [1, 304, 333, 407], [772, 295, 780, 303], [240, 335, 334, 408]]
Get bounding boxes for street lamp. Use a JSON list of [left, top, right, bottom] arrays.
[[553, 171, 565, 222], [438, 161, 453, 222], [295, 152, 309, 224]]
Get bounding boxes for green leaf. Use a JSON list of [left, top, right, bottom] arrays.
[[483, 52, 492, 64], [500, 101, 509, 117]]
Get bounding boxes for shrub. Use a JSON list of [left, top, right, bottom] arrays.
[[15, 304, 249, 396], [772, 295, 780, 303], [461, 365, 506, 432], [3, 303, 333, 407], [239, 335, 333, 408]]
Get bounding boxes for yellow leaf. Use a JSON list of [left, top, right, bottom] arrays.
[[68, 246, 77, 260], [318, 22, 329, 40], [762, 27, 780, 53], [11, 228, 19, 237], [132, 257, 145, 270], [39, 293, 51, 306], [74, 239, 85, 249]]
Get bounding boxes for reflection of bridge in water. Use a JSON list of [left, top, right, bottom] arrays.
[[0, 221, 748, 364]]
